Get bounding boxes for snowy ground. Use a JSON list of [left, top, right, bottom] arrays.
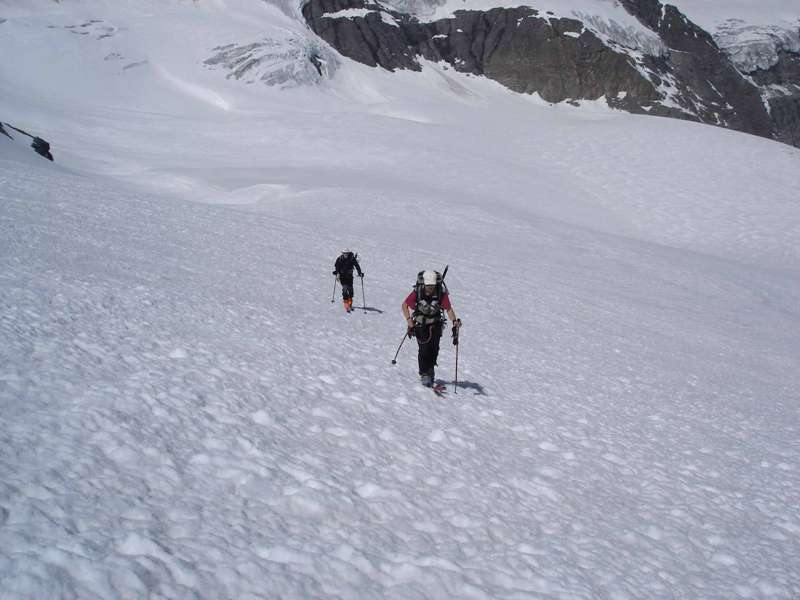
[[2, 2, 800, 599]]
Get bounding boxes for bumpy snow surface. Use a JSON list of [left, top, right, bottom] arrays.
[[2, 1, 800, 599]]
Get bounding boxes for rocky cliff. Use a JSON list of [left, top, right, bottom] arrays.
[[303, 0, 800, 146]]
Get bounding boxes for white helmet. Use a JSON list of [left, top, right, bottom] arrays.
[[342, 248, 351, 255], [422, 270, 437, 285]]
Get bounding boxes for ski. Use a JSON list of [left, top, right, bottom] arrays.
[[421, 384, 445, 395]]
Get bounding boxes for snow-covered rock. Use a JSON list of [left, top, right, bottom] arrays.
[[714, 21, 800, 73]]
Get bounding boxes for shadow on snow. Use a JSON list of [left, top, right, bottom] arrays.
[[357, 306, 385, 314], [438, 380, 486, 396]]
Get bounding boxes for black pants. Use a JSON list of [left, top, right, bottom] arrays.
[[415, 322, 442, 376], [339, 273, 354, 300]]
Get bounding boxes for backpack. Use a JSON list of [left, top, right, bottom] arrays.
[[336, 252, 357, 272], [412, 270, 448, 324]]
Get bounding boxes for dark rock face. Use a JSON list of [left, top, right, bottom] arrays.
[[303, 1, 679, 116], [769, 94, 800, 147], [31, 137, 54, 161], [303, 0, 800, 147], [419, 8, 660, 107], [628, 3, 773, 138], [1, 121, 55, 161], [751, 49, 800, 87], [302, 0, 420, 70], [750, 50, 800, 147]]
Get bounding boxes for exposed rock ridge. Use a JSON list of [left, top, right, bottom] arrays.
[[750, 48, 800, 147], [303, 0, 800, 147], [1, 121, 54, 161]]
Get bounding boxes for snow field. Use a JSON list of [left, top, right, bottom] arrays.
[[2, 1, 800, 598], [3, 135, 799, 597]]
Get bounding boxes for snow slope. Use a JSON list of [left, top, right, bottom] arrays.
[[2, 1, 800, 599]]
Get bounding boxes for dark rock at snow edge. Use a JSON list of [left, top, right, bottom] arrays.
[[1, 121, 55, 161]]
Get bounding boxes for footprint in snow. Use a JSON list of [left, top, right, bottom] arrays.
[[325, 427, 350, 437], [428, 429, 446, 443], [169, 347, 188, 359]]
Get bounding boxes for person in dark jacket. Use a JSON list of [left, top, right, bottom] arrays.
[[333, 249, 363, 313]]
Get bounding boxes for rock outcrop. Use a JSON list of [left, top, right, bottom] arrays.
[[750, 50, 800, 147], [303, 0, 800, 147], [1, 121, 54, 161]]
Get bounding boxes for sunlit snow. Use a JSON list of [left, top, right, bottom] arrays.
[[1, 1, 799, 599]]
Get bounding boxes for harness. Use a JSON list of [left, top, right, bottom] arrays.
[[412, 270, 447, 326], [413, 293, 444, 326]]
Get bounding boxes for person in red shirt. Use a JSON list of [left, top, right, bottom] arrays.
[[401, 270, 461, 387]]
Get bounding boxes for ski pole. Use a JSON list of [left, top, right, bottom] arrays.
[[452, 320, 460, 394], [331, 276, 337, 303], [454, 340, 459, 394], [360, 276, 366, 314], [391, 330, 410, 364]]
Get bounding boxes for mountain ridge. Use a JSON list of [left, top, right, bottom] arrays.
[[303, 0, 800, 145]]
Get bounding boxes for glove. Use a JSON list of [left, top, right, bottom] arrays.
[[452, 318, 462, 329], [406, 317, 414, 338], [359, 272, 364, 278]]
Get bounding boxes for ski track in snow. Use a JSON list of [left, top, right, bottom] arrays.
[[2, 1, 800, 599]]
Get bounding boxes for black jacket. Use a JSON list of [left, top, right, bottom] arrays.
[[334, 252, 362, 277]]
